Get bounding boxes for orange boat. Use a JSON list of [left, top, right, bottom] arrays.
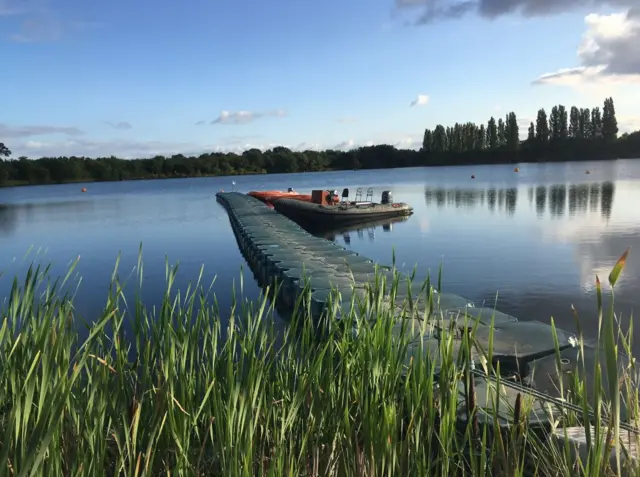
[[248, 189, 313, 206], [248, 190, 292, 201]]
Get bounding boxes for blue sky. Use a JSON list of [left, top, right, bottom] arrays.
[[2, 0, 639, 158]]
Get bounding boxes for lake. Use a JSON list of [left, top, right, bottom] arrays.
[[0, 159, 638, 351]]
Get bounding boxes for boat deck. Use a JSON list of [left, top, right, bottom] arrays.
[[272, 196, 414, 224]]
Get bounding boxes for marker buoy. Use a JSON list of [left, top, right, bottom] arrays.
[[81, 187, 87, 192], [585, 170, 591, 174], [514, 167, 519, 172], [471, 175, 475, 179]]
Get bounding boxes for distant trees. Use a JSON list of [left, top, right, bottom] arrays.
[[0, 97, 638, 187], [420, 96, 624, 159], [0, 143, 11, 157]]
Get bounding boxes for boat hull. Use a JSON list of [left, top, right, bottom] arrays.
[[272, 198, 413, 225], [248, 190, 312, 205]]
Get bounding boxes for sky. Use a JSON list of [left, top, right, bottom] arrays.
[[1, 0, 640, 158]]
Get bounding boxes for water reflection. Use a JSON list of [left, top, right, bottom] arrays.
[[0, 200, 98, 237], [548, 185, 566, 218], [424, 186, 520, 214], [301, 216, 409, 244], [0, 204, 18, 236], [424, 182, 615, 219]]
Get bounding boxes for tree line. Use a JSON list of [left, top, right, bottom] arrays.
[[1, 97, 639, 187]]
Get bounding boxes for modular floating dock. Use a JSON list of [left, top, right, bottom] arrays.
[[216, 191, 634, 436]]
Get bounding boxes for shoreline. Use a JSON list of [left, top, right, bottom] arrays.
[[0, 155, 637, 189]]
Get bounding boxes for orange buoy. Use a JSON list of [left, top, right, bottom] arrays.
[[81, 187, 87, 192], [514, 167, 519, 172], [471, 175, 475, 179]]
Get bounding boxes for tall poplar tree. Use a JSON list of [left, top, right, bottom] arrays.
[[487, 117, 498, 149], [506, 112, 519, 151], [535, 108, 549, 143], [602, 97, 619, 141], [569, 106, 580, 138]]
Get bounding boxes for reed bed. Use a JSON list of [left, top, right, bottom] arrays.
[[0, 248, 637, 476]]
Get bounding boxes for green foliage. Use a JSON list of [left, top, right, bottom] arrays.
[[0, 97, 638, 188], [505, 112, 519, 152], [591, 108, 603, 139], [0, 143, 11, 158], [0, 248, 638, 476], [527, 122, 535, 142], [535, 109, 549, 144], [602, 97, 619, 142], [487, 117, 498, 150]]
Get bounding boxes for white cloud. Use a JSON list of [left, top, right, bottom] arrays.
[[619, 115, 640, 133], [104, 121, 132, 130], [13, 138, 209, 159], [388, 133, 423, 148], [516, 117, 535, 138], [210, 109, 287, 125], [533, 9, 640, 88], [410, 94, 429, 107], [7, 136, 328, 159], [536, 182, 640, 292], [332, 139, 357, 151], [3, 113, 423, 159], [0, 123, 84, 138], [294, 142, 323, 151], [333, 133, 423, 151]]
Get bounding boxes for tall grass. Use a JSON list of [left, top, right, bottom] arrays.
[[0, 248, 637, 476]]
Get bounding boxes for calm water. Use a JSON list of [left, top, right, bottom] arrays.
[[0, 159, 639, 350]]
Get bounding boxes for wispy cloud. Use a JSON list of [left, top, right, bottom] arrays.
[[219, 134, 264, 145], [4, 0, 98, 43], [0, 0, 41, 16], [0, 123, 84, 138], [210, 109, 287, 125], [0, 0, 23, 15], [104, 121, 133, 130], [332, 139, 357, 151], [10, 13, 63, 42], [410, 94, 429, 107]]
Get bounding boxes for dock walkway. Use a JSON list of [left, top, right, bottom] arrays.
[[216, 191, 635, 440]]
